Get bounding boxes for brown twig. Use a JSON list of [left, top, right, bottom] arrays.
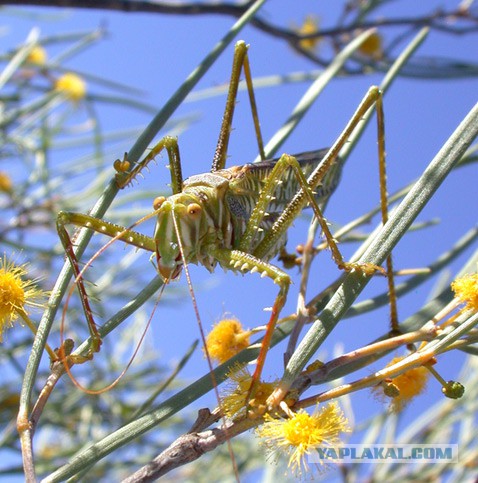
[[3, 1, 478, 62], [121, 417, 258, 482]]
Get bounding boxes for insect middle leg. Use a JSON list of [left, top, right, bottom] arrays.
[[210, 247, 290, 412], [117, 41, 264, 194]]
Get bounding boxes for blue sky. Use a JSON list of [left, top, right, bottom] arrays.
[[2, 1, 477, 479]]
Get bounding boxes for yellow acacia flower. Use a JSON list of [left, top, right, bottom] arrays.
[[296, 15, 321, 51], [359, 32, 383, 59], [27, 45, 47, 66], [54, 73, 87, 102], [451, 273, 478, 312], [221, 365, 276, 418], [374, 356, 429, 412], [0, 254, 45, 342], [255, 402, 350, 477], [205, 318, 251, 363]]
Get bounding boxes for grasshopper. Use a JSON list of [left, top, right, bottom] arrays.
[[56, 40, 393, 412]]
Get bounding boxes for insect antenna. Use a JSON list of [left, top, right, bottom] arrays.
[[59, 209, 165, 395], [170, 210, 240, 482]]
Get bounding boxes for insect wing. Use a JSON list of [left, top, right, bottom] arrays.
[[225, 149, 342, 216]]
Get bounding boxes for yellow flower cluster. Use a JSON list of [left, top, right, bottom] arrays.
[[221, 366, 350, 476], [205, 318, 251, 363], [22, 45, 87, 103], [296, 15, 321, 52], [255, 402, 350, 477], [0, 255, 44, 342], [54, 73, 87, 102], [27, 45, 47, 66], [0, 172, 12, 193], [221, 365, 276, 418], [373, 356, 429, 413], [359, 32, 383, 59], [452, 272, 478, 312]]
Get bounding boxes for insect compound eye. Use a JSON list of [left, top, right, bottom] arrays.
[[187, 203, 202, 218], [153, 196, 166, 211]]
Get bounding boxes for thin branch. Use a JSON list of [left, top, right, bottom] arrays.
[[3, 1, 478, 45], [5, 1, 478, 77], [122, 417, 256, 482]]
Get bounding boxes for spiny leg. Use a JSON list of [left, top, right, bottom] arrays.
[[238, 153, 340, 253], [232, 151, 385, 407], [59, 135, 186, 358], [119, 41, 265, 187], [115, 135, 183, 194], [211, 247, 290, 411], [254, 86, 384, 261], [211, 40, 265, 172], [56, 212, 157, 358], [247, 87, 398, 409], [239, 150, 383, 275], [252, 86, 397, 313]]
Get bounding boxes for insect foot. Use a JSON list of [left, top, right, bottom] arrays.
[[114, 153, 132, 188], [341, 261, 386, 276], [278, 247, 302, 269]]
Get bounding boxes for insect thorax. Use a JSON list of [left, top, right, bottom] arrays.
[[181, 171, 286, 264]]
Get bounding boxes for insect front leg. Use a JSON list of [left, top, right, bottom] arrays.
[[210, 247, 290, 414], [59, 133, 186, 359], [56, 212, 156, 359]]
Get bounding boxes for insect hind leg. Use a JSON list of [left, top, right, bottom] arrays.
[[252, 87, 398, 329]]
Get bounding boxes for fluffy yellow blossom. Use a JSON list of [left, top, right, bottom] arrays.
[[221, 365, 276, 418], [205, 318, 251, 363], [451, 273, 478, 312], [296, 15, 321, 51], [374, 356, 429, 412], [0, 255, 45, 342], [27, 45, 47, 66], [255, 402, 350, 477], [54, 73, 87, 102], [359, 32, 383, 59]]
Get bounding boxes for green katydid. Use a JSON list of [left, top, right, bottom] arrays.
[[56, 40, 395, 413]]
